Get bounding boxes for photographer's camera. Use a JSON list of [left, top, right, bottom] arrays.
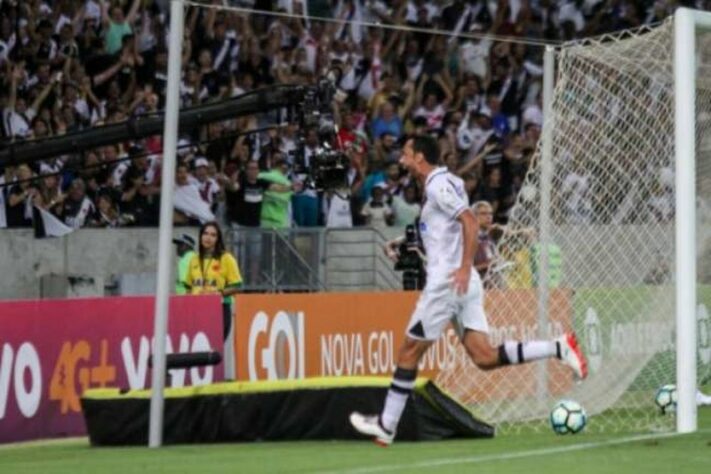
[[394, 224, 425, 291]]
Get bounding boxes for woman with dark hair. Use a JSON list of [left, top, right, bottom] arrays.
[[89, 191, 134, 227], [182, 221, 242, 379]]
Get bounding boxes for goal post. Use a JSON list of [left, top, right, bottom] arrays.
[[149, 0, 185, 448], [674, 6, 699, 435], [436, 8, 711, 434]]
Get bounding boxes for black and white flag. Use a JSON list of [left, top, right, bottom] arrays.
[[33, 205, 74, 238]]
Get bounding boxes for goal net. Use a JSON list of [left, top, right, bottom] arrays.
[[436, 14, 711, 433]]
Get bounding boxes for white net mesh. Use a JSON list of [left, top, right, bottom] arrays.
[[436, 16, 711, 434]]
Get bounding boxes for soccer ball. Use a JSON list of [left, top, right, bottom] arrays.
[[654, 384, 677, 414], [550, 400, 587, 434], [519, 184, 537, 202]]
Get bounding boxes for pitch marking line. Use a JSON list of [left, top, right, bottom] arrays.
[[0, 437, 88, 450], [321, 430, 711, 474]]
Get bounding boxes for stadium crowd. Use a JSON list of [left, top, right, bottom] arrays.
[[0, 0, 706, 231]]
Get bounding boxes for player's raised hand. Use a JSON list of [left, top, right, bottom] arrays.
[[450, 265, 471, 296]]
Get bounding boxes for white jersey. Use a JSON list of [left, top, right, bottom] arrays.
[[419, 167, 470, 284], [407, 167, 486, 341]]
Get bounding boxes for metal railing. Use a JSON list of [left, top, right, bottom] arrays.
[[229, 227, 326, 293], [323, 228, 401, 291], [228, 226, 403, 293]]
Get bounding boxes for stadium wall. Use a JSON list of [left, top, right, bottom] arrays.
[[0, 224, 696, 299], [0, 229, 167, 300]]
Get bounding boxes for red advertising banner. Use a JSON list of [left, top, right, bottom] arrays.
[[0, 295, 223, 444]]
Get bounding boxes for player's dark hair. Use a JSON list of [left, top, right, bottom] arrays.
[[412, 135, 440, 165]]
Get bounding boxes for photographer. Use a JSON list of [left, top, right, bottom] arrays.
[[291, 128, 321, 227], [384, 221, 426, 291]]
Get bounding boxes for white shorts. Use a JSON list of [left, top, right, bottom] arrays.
[[406, 272, 489, 341]]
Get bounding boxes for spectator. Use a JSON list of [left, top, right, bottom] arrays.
[[459, 110, 497, 160], [3, 62, 58, 139], [226, 160, 284, 227], [458, 34, 493, 83], [78, 150, 112, 200], [194, 157, 220, 212], [32, 168, 64, 216], [471, 200, 502, 286], [361, 182, 393, 230], [0, 166, 13, 228], [117, 165, 143, 223], [372, 132, 401, 171], [371, 101, 404, 141], [0, 0, 699, 236], [172, 233, 197, 295], [561, 159, 593, 224], [59, 177, 95, 228], [174, 161, 215, 225], [100, 0, 142, 55], [646, 180, 674, 223], [346, 149, 368, 225], [382, 160, 408, 199], [412, 73, 453, 132], [223, 160, 267, 283], [259, 158, 293, 230], [6, 165, 37, 228], [336, 105, 369, 156], [480, 166, 505, 216], [89, 190, 129, 227], [391, 183, 420, 227], [463, 172, 483, 203], [323, 188, 354, 228]]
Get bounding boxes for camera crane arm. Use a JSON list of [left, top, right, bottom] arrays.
[[0, 83, 326, 168]]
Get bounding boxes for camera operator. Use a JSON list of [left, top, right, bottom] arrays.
[[292, 127, 321, 226], [384, 222, 426, 291]]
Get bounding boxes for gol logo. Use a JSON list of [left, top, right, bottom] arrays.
[[248, 311, 305, 380]]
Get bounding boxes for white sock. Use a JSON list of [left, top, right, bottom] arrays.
[[381, 390, 409, 433], [380, 367, 417, 433], [502, 340, 557, 364], [697, 389, 711, 406]]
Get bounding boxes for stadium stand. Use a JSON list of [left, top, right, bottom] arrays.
[[0, 0, 706, 232]]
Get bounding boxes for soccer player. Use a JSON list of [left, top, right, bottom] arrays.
[[349, 136, 588, 446]]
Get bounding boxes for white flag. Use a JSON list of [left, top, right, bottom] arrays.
[[173, 184, 215, 223], [33, 205, 74, 238]]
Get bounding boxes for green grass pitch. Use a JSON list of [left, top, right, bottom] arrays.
[[1, 393, 710, 473]]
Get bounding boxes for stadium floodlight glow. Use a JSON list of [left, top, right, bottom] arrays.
[[436, 8, 711, 435], [149, 0, 184, 448]]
